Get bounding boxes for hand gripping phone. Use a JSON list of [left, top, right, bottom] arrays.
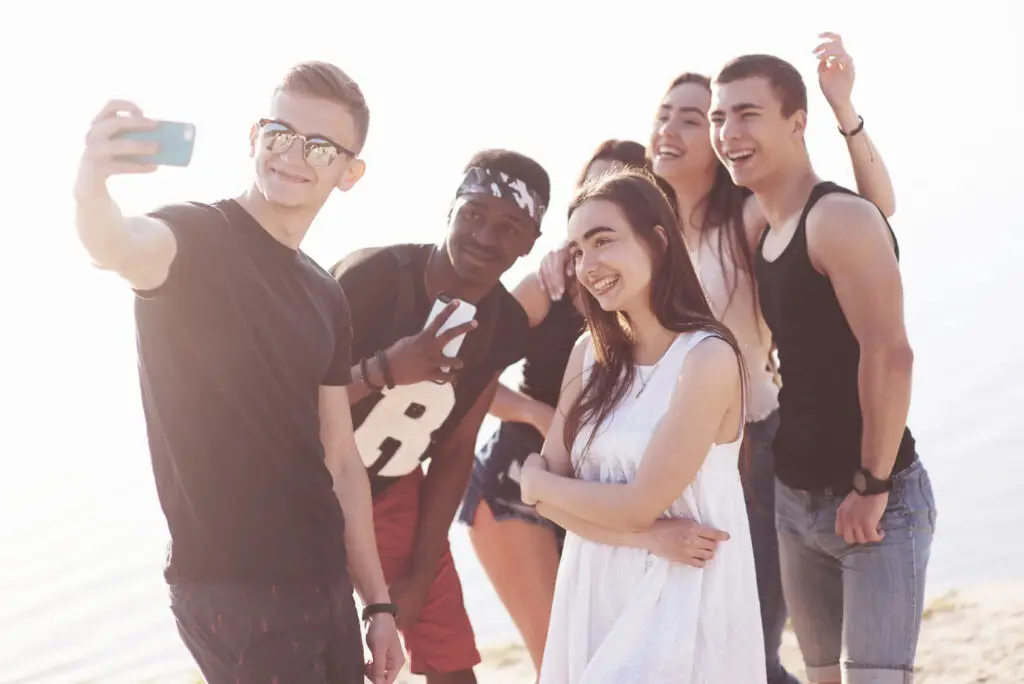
[[116, 120, 196, 167], [424, 294, 477, 373]]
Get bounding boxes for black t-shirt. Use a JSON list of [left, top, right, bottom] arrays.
[[755, 182, 916, 492], [135, 199, 352, 584], [518, 296, 585, 408], [334, 244, 531, 496]]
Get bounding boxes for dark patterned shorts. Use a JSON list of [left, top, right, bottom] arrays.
[[458, 421, 565, 547], [170, 576, 364, 684]]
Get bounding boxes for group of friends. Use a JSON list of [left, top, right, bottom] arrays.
[[74, 31, 937, 684]]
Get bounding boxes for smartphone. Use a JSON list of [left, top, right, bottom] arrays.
[[425, 294, 477, 372], [116, 120, 196, 167]]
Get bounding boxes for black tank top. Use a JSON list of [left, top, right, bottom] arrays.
[[518, 296, 586, 407], [755, 182, 916, 492]]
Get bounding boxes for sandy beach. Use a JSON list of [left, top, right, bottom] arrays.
[[391, 583, 1024, 683]]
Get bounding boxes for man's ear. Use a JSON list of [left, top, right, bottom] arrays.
[[336, 158, 366, 192]]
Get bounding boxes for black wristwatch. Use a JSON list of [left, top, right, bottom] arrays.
[[361, 602, 398, 623], [852, 467, 892, 496]]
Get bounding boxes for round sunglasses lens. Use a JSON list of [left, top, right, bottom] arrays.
[[305, 142, 339, 168], [262, 126, 294, 154]]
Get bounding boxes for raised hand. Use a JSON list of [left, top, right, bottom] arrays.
[[384, 300, 478, 385], [75, 100, 160, 199], [814, 32, 856, 113]]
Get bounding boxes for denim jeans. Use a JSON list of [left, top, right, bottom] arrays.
[[775, 459, 937, 683], [742, 410, 802, 684]]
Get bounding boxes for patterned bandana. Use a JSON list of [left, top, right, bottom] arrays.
[[455, 166, 547, 226]]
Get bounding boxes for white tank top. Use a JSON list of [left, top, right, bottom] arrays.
[[690, 234, 778, 422]]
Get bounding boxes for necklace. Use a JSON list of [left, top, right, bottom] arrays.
[[635, 362, 663, 398]]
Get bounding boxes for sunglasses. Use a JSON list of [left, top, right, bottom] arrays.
[[257, 119, 355, 168]]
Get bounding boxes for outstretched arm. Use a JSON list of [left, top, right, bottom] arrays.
[[523, 337, 741, 532], [75, 100, 179, 291]]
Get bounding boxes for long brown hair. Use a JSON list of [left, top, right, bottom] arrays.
[[578, 139, 679, 215], [664, 73, 756, 317], [562, 169, 748, 457]]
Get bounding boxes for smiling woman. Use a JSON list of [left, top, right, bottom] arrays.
[[519, 168, 765, 683]]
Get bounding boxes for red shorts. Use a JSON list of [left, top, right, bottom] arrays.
[[373, 468, 480, 675]]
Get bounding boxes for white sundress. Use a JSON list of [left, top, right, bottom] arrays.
[[539, 331, 766, 684]]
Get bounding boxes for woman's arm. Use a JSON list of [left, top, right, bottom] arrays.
[[523, 337, 741, 532], [512, 271, 553, 328], [537, 502, 729, 567], [535, 334, 590, 477], [488, 383, 554, 436]]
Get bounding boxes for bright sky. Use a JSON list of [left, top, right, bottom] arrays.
[[0, 3, 1021, 680], [0, 0, 1019, 525]]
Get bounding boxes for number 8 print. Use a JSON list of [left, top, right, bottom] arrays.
[[354, 381, 457, 478]]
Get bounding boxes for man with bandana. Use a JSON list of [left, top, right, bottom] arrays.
[[331, 149, 549, 684]]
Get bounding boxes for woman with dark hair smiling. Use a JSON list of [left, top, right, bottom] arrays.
[[456, 140, 690, 675], [521, 169, 764, 683]]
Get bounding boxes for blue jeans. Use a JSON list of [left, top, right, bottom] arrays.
[[775, 459, 937, 683], [742, 410, 801, 684]]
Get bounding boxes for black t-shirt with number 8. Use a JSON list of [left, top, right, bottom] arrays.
[[333, 244, 531, 496]]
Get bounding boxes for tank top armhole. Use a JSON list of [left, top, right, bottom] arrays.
[[682, 330, 746, 445]]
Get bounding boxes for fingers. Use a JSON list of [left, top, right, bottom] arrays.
[[429, 367, 461, 384], [539, 251, 568, 300], [88, 112, 158, 144], [425, 299, 460, 334], [436, 319, 477, 345], [92, 99, 145, 123], [370, 648, 385, 684], [386, 648, 405, 684], [695, 524, 730, 542], [91, 137, 160, 160]]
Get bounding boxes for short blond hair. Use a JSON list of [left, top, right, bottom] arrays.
[[277, 61, 370, 153]]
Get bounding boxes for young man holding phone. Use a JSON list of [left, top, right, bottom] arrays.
[[73, 62, 403, 684], [331, 150, 549, 684]]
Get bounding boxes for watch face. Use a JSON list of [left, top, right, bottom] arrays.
[[853, 471, 867, 493]]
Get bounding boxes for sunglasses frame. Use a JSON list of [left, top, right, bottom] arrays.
[[257, 118, 356, 167]]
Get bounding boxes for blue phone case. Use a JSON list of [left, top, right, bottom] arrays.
[[117, 120, 196, 167]]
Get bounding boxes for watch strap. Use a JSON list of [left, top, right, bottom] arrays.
[[854, 467, 892, 495]]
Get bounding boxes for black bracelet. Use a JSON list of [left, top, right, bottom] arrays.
[[361, 602, 398, 622], [360, 356, 384, 392], [376, 349, 396, 389], [839, 115, 865, 137]]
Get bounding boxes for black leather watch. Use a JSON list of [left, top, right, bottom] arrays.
[[852, 467, 892, 496], [361, 602, 398, 623]]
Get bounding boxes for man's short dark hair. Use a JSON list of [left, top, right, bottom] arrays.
[[714, 54, 807, 118], [463, 149, 552, 211]]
